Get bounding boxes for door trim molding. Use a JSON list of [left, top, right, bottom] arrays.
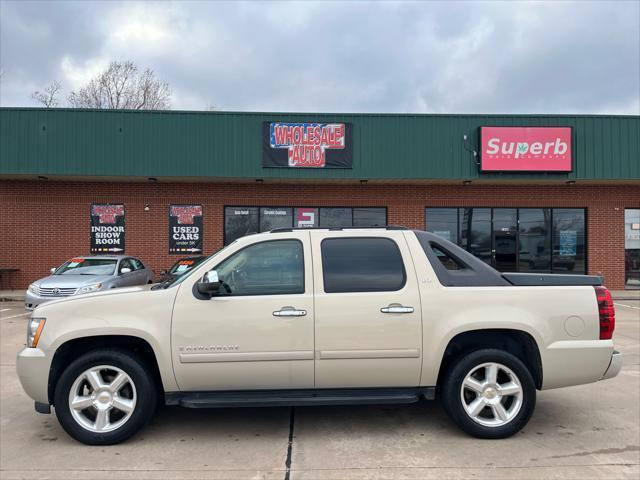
[[317, 348, 420, 360], [179, 350, 314, 363]]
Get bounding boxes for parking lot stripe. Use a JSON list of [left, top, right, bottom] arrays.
[[0, 308, 11, 312], [2, 312, 30, 319], [615, 303, 640, 310]]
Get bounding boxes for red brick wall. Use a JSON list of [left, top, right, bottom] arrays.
[[1, 180, 638, 289]]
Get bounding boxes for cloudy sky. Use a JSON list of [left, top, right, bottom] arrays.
[[1, 0, 638, 114]]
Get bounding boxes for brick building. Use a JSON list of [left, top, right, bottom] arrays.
[[1, 108, 639, 290]]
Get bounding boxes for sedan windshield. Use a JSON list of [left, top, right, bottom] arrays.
[[168, 257, 206, 275], [55, 258, 117, 276]]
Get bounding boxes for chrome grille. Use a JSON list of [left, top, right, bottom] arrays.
[[38, 287, 77, 297]]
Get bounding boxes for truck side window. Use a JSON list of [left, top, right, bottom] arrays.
[[431, 244, 467, 271], [321, 237, 406, 293], [213, 240, 304, 296]]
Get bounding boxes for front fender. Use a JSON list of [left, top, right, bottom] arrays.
[[34, 286, 179, 393]]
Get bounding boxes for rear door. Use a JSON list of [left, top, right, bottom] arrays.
[[310, 230, 422, 388]]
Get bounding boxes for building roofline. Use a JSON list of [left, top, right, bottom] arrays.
[[1, 106, 638, 119]]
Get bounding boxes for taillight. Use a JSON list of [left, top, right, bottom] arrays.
[[594, 286, 615, 340]]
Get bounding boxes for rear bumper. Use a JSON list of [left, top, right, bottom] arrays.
[[541, 340, 616, 390], [601, 350, 623, 381]]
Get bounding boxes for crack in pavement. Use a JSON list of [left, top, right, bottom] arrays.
[[548, 444, 640, 459], [284, 406, 295, 480]]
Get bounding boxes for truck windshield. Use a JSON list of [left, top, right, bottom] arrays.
[[55, 258, 117, 276]]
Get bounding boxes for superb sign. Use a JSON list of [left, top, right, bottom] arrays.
[[480, 127, 572, 172], [262, 122, 353, 168]]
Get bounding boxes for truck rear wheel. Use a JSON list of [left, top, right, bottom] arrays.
[[53, 349, 157, 445], [441, 349, 536, 439]]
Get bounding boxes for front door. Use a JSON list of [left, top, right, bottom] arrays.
[[492, 209, 518, 272], [310, 231, 422, 388], [171, 233, 314, 391]]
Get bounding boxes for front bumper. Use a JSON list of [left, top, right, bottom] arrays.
[[24, 291, 57, 310], [16, 347, 51, 404], [601, 350, 623, 380]]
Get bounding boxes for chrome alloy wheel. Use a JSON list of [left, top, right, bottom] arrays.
[[460, 362, 523, 427], [68, 365, 137, 433]]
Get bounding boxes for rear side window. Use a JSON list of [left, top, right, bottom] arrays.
[[321, 237, 406, 293], [432, 244, 468, 271]]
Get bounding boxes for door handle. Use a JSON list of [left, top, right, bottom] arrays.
[[273, 306, 307, 317], [380, 304, 414, 314]]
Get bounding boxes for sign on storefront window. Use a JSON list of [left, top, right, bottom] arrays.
[[559, 230, 577, 256], [90, 204, 125, 254], [169, 205, 203, 254]]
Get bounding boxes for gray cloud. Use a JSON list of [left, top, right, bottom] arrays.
[[1, 0, 638, 114]]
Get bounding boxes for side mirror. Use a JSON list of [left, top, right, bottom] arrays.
[[50, 267, 56, 274], [197, 270, 221, 295], [120, 267, 132, 274]]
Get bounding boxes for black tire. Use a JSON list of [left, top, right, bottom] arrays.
[[53, 348, 157, 445], [441, 349, 536, 439]]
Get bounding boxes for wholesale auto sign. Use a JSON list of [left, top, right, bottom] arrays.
[[480, 127, 572, 172], [90, 204, 125, 253], [169, 205, 203, 254], [262, 122, 353, 168]]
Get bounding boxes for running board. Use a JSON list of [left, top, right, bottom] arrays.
[[165, 387, 435, 408]]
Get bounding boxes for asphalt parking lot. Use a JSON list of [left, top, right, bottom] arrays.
[[1, 300, 638, 480]]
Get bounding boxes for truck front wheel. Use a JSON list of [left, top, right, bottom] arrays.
[[53, 348, 157, 445], [441, 349, 536, 439]]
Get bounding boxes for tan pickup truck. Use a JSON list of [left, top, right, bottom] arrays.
[[16, 227, 621, 445]]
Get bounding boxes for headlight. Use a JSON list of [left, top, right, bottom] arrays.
[[27, 283, 39, 295], [27, 318, 46, 348], [77, 283, 102, 294]]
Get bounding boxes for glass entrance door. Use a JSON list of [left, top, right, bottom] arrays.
[[492, 209, 518, 272], [626, 209, 640, 289]]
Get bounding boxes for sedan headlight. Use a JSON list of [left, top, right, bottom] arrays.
[[27, 318, 46, 348], [27, 283, 39, 295], [77, 283, 102, 294]]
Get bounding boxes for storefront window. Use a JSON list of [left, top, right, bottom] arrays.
[[224, 207, 259, 245], [552, 209, 586, 274], [625, 209, 640, 289], [426, 208, 458, 243], [319, 208, 353, 228], [459, 208, 491, 265], [426, 207, 586, 274], [518, 209, 551, 272], [353, 207, 386, 227], [260, 207, 293, 232], [224, 207, 387, 244]]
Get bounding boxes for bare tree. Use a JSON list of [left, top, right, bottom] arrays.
[[67, 61, 171, 110], [31, 81, 62, 108]]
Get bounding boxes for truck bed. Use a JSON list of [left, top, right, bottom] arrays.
[[502, 272, 602, 286]]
